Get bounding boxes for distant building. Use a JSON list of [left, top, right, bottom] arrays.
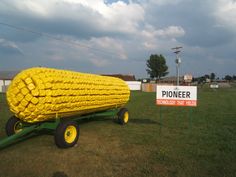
[[158, 76, 184, 85], [157, 75, 193, 85], [142, 75, 193, 92], [0, 71, 19, 92], [102, 74, 136, 81], [206, 78, 211, 83], [0, 71, 142, 92], [103, 74, 141, 91]]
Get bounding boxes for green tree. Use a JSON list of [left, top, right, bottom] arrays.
[[204, 74, 210, 79], [210, 72, 216, 81], [233, 75, 236, 80], [224, 75, 232, 81], [146, 54, 169, 80]]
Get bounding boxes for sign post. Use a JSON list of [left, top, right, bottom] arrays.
[[156, 85, 197, 131]]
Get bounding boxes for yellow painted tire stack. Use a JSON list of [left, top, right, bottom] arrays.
[[6, 67, 130, 123]]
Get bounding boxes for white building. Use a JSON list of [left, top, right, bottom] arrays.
[[0, 71, 18, 93], [125, 81, 141, 91]]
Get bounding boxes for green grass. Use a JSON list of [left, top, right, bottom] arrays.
[[0, 88, 236, 177]]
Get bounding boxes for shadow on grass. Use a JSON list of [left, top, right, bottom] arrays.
[[52, 171, 68, 177], [129, 118, 160, 125], [0, 116, 115, 150], [77, 116, 162, 125], [0, 116, 160, 150], [0, 130, 54, 151], [77, 116, 115, 124]]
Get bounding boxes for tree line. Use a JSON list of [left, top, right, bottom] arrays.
[[193, 74, 236, 83], [146, 54, 235, 82]]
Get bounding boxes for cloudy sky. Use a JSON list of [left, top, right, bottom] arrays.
[[0, 0, 236, 78]]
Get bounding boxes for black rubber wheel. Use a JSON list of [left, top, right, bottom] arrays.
[[54, 121, 79, 148], [5, 116, 23, 136], [117, 108, 129, 125]]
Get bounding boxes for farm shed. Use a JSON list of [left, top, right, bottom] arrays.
[[102, 74, 141, 91], [0, 71, 19, 93]]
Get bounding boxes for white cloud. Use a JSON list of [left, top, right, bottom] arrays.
[[103, 1, 144, 33], [36, 35, 127, 65], [140, 25, 185, 49], [90, 37, 128, 60], [0, 38, 23, 55], [62, 0, 145, 34], [0, 0, 50, 17], [214, 0, 236, 31], [155, 26, 185, 38], [0, 0, 144, 35], [150, 0, 183, 6], [0, 0, 235, 77], [89, 57, 110, 67]]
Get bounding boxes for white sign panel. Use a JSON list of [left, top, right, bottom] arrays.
[[156, 86, 197, 107], [210, 84, 219, 89]]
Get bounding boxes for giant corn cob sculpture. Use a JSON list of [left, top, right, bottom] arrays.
[[6, 67, 130, 123]]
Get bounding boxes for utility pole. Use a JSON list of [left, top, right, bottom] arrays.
[[172, 46, 183, 86]]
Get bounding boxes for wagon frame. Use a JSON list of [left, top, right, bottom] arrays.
[[0, 107, 129, 149]]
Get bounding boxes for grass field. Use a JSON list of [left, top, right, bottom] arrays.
[[0, 87, 236, 177]]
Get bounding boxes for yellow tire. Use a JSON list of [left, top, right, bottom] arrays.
[[117, 108, 129, 125], [54, 121, 79, 148]]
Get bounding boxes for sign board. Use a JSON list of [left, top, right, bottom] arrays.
[[184, 74, 193, 83], [156, 86, 197, 107], [210, 84, 219, 89]]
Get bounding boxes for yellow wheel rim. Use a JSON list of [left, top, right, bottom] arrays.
[[64, 125, 77, 144], [14, 122, 22, 133], [124, 112, 129, 123]]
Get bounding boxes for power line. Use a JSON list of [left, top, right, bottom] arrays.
[[0, 22, 117, 57]]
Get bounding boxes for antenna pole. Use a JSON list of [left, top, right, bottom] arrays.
[[171, 47, 183, 86]]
